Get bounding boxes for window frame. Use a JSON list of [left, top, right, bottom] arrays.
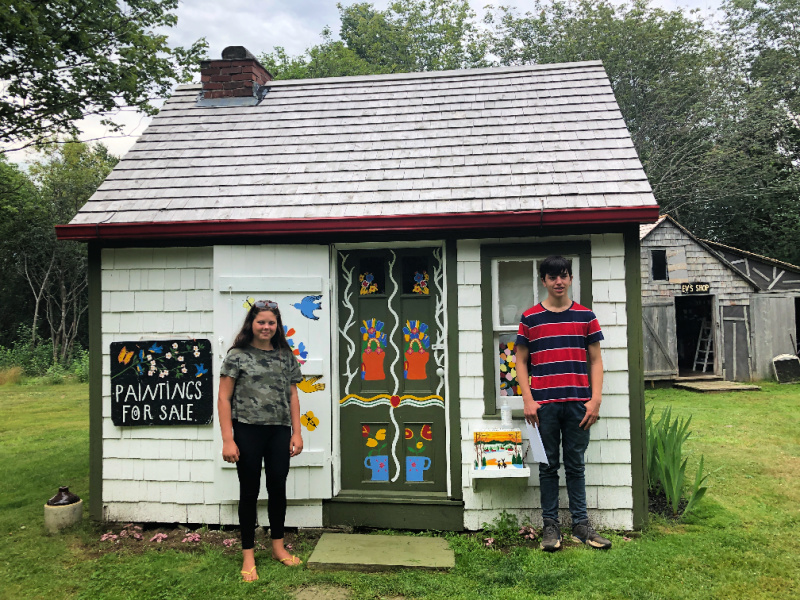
[[651, 248, 669, 281], [480, 242, 593, 419]]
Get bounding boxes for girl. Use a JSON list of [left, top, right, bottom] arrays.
[[218, 300, 304, 581]]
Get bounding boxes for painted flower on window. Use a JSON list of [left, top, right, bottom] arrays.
[[361, 319, 387, 348], [408, 424, 432, 454], [403, 320, 430, 380], [499, 340, 521, 396], [365, 428, 387, 455], [412, 271, 430, 294], [359, 272, 379, 295]]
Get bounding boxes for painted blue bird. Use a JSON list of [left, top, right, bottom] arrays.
[[291, 295, 322, 320]]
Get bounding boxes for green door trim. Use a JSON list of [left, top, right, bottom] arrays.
[[624, 226, 649, 529], [88, 242, 103, 520]]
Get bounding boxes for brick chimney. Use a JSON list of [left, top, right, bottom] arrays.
[[200, 46, 272, 99]]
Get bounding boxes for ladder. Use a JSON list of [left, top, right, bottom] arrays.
[[693, 318, 714, 372]]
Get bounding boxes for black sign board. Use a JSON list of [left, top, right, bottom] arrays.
[[110, 339, 213, 426], [681, 282, 711, 294]]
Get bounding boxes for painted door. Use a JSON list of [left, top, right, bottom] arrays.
[[642, 301, 679, 379], [337, 248, 447, 492]]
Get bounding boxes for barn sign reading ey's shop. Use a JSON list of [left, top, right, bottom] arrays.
[[110, 339, 213, 426]]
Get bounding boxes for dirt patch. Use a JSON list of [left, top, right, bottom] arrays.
[[294, 586, 353, 600], [83, 523, 324, 558], [648, 489, 688, 520]]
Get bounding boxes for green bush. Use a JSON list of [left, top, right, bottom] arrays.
[[646, 406, 709, 517], [71, 348, 90, 383], [0, 325, 55, 377], [44, 363, 67, 385]]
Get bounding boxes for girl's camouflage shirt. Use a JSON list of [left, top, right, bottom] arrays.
[[220, 345, 302, 426]]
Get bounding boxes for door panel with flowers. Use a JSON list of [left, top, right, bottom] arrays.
[[337, 248, 447, 492]]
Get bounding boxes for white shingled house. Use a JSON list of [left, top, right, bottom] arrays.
[[57, 47, 659, 531]]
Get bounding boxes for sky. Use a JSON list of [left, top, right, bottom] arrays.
[[4, 0, 724, 163]]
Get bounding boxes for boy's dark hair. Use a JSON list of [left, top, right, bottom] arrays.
[[539, 255, 572, 280]]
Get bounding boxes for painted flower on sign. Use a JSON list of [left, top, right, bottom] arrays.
[[405, 428, 413, 440], [113, 340, 208, 380], [362, 424, 371, 437]]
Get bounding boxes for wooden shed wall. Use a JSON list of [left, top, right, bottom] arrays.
[[640, 221, 753, 305]]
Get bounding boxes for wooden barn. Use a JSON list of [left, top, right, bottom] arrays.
[[640, 215, 800, 382], [57, 47, 659, 532]]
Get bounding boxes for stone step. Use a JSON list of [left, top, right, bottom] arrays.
[[306, 533, 455, 572]]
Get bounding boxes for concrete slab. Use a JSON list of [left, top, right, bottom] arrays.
[[673, 380, 761, 392], [306, 533, 455, 572]]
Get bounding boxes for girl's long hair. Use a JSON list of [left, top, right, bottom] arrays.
[[230, 303, 291, 353]]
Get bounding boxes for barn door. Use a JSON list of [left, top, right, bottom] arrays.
[[643, 301, 679, 379], [722, 305, 752, 381], [336, 248, 447, 493]]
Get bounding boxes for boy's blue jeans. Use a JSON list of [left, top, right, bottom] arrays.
[[537, 400, 591, 525]]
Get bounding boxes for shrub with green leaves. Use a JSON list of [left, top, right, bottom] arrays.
[[71, 348, 90, 383], [481, 511, 537, 549], [0, 325, 55, 376], [646, 406, 709, 517]]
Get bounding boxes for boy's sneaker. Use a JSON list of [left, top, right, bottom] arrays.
[[540, 519, 562, 552], [571, 521, 612, 549]]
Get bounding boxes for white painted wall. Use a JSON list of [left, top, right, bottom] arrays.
[[101, 245, 330, 527], [457, 234, 634, 530]]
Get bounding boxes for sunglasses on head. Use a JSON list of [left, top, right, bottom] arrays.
[[253, 300, 278, 310]]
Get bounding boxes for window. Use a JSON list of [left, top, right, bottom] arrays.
[[490, 256, 581, 411], [651, 249, 668, 281]]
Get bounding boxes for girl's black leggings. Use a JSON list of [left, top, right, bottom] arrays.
[[232, 421, 291, 549]]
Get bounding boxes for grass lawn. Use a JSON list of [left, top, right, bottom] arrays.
[[1, 380, 798, 599]]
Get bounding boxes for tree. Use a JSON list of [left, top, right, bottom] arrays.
[[485, 0, 721, 219], [24, 141, 118, 361], [260, 28, 379, 80], [260, 0, 488, 80], [0, 156, 40, 345], [676, 0, 800, 264], [0, 0, 207, 151]]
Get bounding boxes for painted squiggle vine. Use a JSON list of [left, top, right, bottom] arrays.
[[432, 248, 446, 397], [385, 250, 403, 482], [338, 253, 358, 395]]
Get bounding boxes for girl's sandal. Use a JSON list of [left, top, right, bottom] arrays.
[[274, 555, 302, 567], [240, 566, 259, 581]]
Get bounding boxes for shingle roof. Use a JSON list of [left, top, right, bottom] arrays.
[[59, 61, 658, 241]]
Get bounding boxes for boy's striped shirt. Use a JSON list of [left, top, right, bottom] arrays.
[[515, 302, 603, 404]]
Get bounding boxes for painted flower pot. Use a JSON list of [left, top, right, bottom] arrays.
[[405, 350, 429, 380], [361, 350, 385, 380], [405, 456, 431, 482], [364, 455, 389, 481]]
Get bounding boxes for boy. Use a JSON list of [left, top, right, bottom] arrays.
[[515, 255, 612, 551]]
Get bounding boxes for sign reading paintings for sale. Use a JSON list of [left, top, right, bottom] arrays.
[[110, 339, 213, 426]]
